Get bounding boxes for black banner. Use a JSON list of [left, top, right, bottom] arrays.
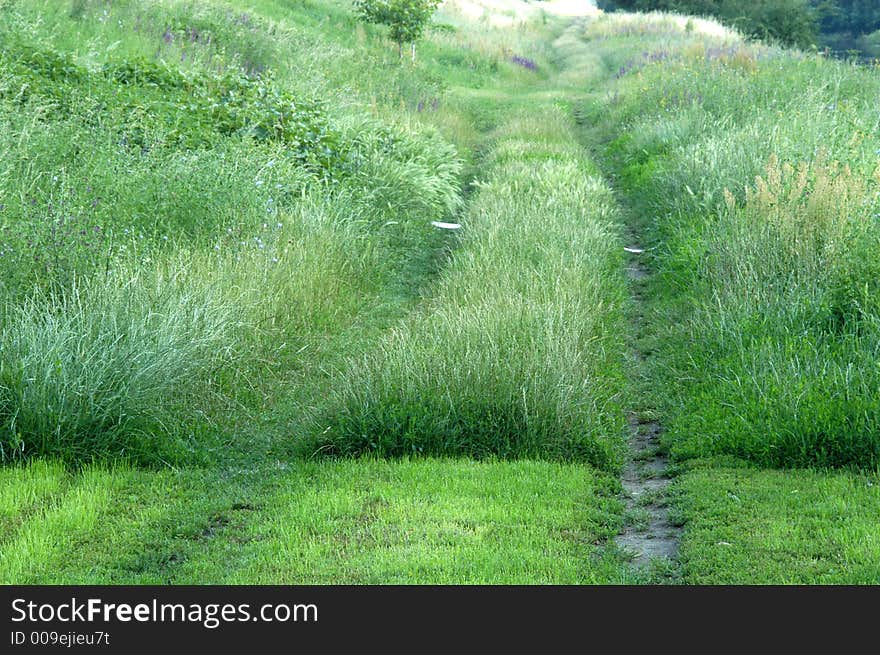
[[0, 585, 874, 650]]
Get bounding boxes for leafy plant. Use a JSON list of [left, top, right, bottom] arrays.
[[1, 42, 339, 168]]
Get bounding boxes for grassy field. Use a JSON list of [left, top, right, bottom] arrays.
[[1, 0, 879, 584], [0, 0, 637, 584], [305, 104, 629, 469], [579, 13, 880, 469], [673, 462, 880, 584]]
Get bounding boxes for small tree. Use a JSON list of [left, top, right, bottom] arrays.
[[355, 0, 441, 61]]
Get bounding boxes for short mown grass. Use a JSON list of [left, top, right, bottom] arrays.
[[0, 458, 626, 585], [673, 461, 880, 584], [170, 458, 626, 585]]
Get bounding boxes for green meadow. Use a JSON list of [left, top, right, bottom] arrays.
[[1, 0, 878, 584]]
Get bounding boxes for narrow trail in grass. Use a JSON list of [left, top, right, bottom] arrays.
[[615, 230, 681, 568], [555, 16, 681, 573]]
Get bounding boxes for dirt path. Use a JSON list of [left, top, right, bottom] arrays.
[[615, 243, 681, 569], [553, 13, 682, 571]]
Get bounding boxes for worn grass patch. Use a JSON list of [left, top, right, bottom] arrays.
[[173, 458, 626, 584]]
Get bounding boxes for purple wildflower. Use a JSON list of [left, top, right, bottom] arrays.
[[511, 55, 538, 71]]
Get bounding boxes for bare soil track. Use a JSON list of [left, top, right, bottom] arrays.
[[615, 245, 681, 567]]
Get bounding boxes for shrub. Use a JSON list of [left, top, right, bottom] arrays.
[[1, 42, 339, 165]]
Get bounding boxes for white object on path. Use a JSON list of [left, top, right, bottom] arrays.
[[431, 221, 461, 230], [624, 246, 645, 254]]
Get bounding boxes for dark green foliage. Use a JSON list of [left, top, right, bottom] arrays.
[[811, 0, 880, 58], [815, 0, 880, 36], [1, 42, 338, 166]]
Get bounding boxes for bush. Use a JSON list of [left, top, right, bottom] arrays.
[[355, 0, 441, 59], [1, 42, 339, 165]]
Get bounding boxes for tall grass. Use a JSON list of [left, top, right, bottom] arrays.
[[0, 161, 463, 466], [582, 11, 880, 468], [0, 260, 241, 464], [305, 107, 629, 471], [0, 0, 465, 465]]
